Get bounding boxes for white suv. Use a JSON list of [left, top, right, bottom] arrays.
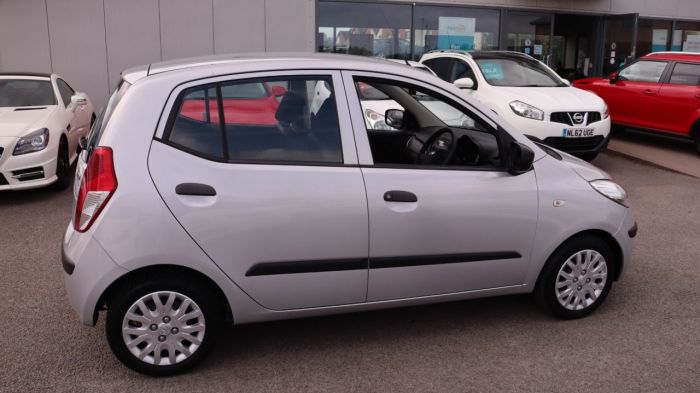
[[420, 51, 610, 161]]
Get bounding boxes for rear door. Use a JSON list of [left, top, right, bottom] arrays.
[[148, 71, 369, 311], [655, 62, 700, 135]]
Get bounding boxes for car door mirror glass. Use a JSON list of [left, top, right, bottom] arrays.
[[508, 141, 534, 175], [385, 109, 405, 129], [454, 77, 475, 89]]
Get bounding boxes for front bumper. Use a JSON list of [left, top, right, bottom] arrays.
[[611, 209, 637, 280], [0, 136, 58, 190], [62, 223, 128, 325]]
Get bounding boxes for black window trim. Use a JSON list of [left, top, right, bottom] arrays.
[[161, 74, 347, 166], [56, 78, 75, 108]]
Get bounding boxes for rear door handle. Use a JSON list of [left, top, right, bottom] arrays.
[[175, 183, 216, 196], [384, 190, 417, 203], [643, 89, 656, 95]]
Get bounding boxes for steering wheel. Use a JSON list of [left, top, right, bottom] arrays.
[[416, 128, 457, 166]]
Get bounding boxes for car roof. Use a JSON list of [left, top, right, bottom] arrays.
[[121, 52, 419, 84], [643, 51, 700, 62], [0, 72, 53, 79], [422, 50, 536, 61]]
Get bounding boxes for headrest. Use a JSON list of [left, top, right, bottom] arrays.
[[275, 92, 306, 124]]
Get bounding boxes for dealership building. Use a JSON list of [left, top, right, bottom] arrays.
[[1, 0, 699, 108]]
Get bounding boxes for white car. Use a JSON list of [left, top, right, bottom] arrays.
[[420, 51, 611, 161], [362, 60, 474, 131], [0, 73, 93, 190]]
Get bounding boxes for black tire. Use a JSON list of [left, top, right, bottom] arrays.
[[52, 138, 71, 190], [105, 273, 222, 376], [693, 127, 700, 156], [535, 234, 617, 319]]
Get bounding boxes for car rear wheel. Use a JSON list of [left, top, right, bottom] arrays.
[[105, 274, 222, 376], [535, 235, 616, 319], [52, 138, 71, 190]]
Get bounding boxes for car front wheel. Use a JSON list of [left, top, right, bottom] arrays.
[[535, 235, 616, 319], [52, 138, 71, 190], [105, 274, 221, 376]]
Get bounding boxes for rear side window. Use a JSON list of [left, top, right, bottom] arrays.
[[169, 84, 224, 159], [668, 63, 700, 85], [165, 75, 343, 164], [618, 60, 668, 83], [56, 79, 75, 107]]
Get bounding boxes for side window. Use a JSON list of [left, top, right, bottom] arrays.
[[56, 79, 75, 107], [353, 77, 498, 169], [165, 75, 343, 164], [426, 58, 453, 82], [221, 76, 342, 163], [450, 60, 478, 88], [668, 63, 700, 85], [618, 61, 668, 83], [169, 84, 224, 159]]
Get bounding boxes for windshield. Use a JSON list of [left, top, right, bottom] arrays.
[[0, 79, 56, 107], [475, 58, 565, 87]]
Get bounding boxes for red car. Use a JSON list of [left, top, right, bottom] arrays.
[[574, 52, 700, 154], [180, 82, 286, 125]]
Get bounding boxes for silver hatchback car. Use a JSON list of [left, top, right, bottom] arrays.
[[63, 53, 636, 375]]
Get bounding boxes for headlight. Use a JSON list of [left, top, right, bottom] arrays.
[[364, 108, 394, 130], [602, 102, 609, 119], [13, 128, 50, 155], [590, 179, 628, 207], [509, 101, 544, 121]]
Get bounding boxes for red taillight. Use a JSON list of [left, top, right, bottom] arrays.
[[74, 147, 117, 232]]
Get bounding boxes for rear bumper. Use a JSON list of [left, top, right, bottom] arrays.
[[62, 223, 128, 325]]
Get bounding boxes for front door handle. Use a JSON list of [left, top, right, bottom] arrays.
[[384, 190, 417, 203], [176, 183, 216, 196], [643, 89, 656, 95]]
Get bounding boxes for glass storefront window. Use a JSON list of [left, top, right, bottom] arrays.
[[412, 6, 499, 60], [504, 13, 552, 62], [637, 19, 672, 56], [673, 21, 700, 52], [317, 2, 412, 59]]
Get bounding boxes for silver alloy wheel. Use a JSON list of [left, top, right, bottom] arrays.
[[122, 291, 205, 366], [555, 249, 608, 311]]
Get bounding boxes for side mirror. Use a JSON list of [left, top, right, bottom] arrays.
[[507, 141, 534, 175], [77, 135, 88, 154], [71, 93, 88, 106], [385, 109, 405, 129], [271, 85, 287, 97], [609, 72, 618, 84], [453, 77, 475, 90]]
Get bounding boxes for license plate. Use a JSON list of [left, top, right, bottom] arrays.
[[562, 128, 594, 138]]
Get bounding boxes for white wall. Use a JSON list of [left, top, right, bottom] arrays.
[[2, 0, 700, 108], [0, 0, 315, 108]]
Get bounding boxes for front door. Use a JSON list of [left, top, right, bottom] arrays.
[[343, 71, 539, 301], [148, 71, 369, 311], [607, 59, 669, 129]]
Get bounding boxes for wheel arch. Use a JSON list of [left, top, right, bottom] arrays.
[[534, 229, 624, 292], [95, 264, 234, 326]]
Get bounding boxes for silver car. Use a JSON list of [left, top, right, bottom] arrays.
[[62, 53, 636, 376]]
